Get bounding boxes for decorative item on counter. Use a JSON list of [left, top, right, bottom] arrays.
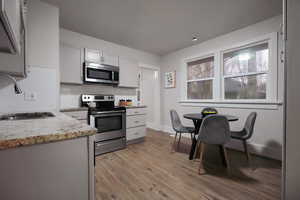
[[126, 99, 132, 107], [119, 99, 126, 107]]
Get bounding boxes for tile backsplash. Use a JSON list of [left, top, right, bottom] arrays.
[[60, 84, 137, 109], [114, 95, 138, 106]]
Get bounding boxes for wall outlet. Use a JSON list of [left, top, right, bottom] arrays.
[[24, 92, 37, 101]]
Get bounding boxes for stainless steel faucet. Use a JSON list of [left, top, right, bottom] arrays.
[[0, 73, 23, 95]]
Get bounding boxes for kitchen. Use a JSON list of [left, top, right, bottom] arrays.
[[0, 0, 299, 199]]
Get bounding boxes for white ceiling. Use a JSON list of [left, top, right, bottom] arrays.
[[42, 0, 282, 55]]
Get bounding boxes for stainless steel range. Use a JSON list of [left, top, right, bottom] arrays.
[[82, 94, 126, 156]]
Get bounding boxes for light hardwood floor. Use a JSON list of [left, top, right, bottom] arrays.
[[95, 129, 281, 200]]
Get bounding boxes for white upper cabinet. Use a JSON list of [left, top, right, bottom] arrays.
[[84, 49, 118, 67], [101, 51, 119, 67], [84, 48, 101, 63], [0, 0, 24, 54], [0, 0, 26, 77], [26, 0, 59, 68], [60, 44, 83, 84], [119, 57, 139, 88]]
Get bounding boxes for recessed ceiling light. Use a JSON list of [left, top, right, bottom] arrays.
[[192, 36, 198, 41]]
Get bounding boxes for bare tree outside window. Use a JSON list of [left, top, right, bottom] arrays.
[[223, 43, 269, 99], [187, 57, 214, 99]]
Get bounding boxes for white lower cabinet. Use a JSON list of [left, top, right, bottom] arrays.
[[127, 126, 146, 141], [126, 107, 146, 144]]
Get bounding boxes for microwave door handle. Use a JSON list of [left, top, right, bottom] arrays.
[[112, 71, 115, 81]]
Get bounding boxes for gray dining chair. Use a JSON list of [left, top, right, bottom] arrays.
[[230, 112, 257, 162], [170, 110, 195, 150], [193, 115, 231, 174]]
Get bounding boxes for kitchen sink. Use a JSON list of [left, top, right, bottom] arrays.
[[0, 112, 55, 121]]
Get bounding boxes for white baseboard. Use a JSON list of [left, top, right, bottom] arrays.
[[146, 122, 161, 131], [161, 125, 282, 161]]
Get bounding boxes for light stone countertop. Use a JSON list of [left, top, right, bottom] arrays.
[[124, 105, 147, 109], [60, 107, 89, 112], [0, 112, 96, 150]]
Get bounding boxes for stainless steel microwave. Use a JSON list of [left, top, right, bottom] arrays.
[[83, 62, 119, 85]]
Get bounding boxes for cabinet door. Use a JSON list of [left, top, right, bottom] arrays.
[[60, 44, 83, 84], [119, 58, 139, 88], [85, 48, 101, 63], [0, 33, 25, 77], [0, 0, 22, 54], [101, 51, 118, 66]]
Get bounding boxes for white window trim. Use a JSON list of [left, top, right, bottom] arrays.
[[220, 32, 278, 101], [181, 32, 278, 104], [183, 52, 217, 101]]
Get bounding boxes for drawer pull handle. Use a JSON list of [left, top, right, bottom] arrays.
[[134, 132, 138, 135], [135, 121, 139, 123], [134, 111, 139, 114]]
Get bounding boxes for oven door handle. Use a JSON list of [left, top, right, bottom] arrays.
[[92, 113, 124, 118], [91, 110, 125, 115]]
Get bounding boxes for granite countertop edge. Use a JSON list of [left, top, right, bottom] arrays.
[[0, 129, 96, 150], [0, 112, 97, 151], [124, 105, 147, 109], [60, 107, 89, 112]]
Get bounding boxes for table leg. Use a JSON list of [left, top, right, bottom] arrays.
[[189, 120, 201, 160]]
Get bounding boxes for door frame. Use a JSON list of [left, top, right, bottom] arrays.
[[139, 63, 161, 131]]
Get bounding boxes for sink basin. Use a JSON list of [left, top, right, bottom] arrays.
[[0, 112, 55, 121]]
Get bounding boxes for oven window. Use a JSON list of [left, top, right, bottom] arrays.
[[87, 68, 112, 80], [95, 115, 122, 133]]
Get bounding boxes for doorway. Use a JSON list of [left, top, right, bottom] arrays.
[[140, 66, 161, 131]]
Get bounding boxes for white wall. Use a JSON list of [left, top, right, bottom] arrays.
[[60, 29, 161, 109], [0, 0, 59, 114], [285, 0, 300, 198], [160, 15, 284, 160]]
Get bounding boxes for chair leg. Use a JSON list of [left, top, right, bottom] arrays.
[[172, 132, 178, 150], [177, 132, 182, 150], [198, 142, 206, 175], [243, 140, 251, 163], [219, 145, 227, 166], [222, 146, 230, 168], [194, 141, 201, 159], [190, 133, 193, 143], [222, 146, 231, 175]]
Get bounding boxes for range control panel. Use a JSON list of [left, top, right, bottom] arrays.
[[81, 94, 114, 102]]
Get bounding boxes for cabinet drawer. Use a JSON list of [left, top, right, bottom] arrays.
[[127, 115, 146, 128], [127, 126, 146, 141], [126, 108, 146, 116]]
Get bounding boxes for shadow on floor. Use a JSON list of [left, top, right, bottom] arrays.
[[171, 139, 280, 184]]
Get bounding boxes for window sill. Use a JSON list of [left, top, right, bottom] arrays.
[[179, 100, 283, 110]]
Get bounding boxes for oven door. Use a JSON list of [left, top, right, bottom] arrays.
[[90, 111, 126, 142], [84, 64, 114, 84]]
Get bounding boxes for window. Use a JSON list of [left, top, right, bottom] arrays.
[[223, 43, 269, 99], [187, 56, 214, 99], [183, 32, 277, 103]]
